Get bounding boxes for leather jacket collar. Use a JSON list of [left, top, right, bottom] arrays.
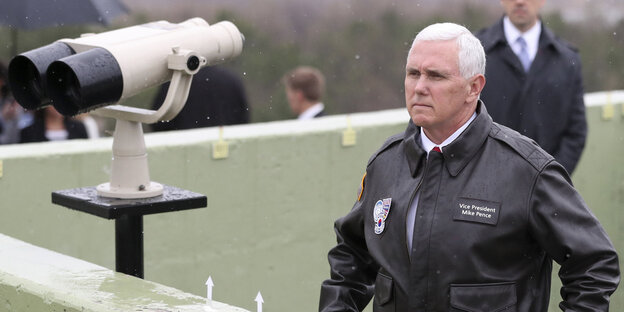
[[404, 101, 493, 177]]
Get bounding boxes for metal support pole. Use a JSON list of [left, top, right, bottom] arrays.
[[115, 214, 144, 278], [52, 185, 206, 280]]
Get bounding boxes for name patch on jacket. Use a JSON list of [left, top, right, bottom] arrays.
[[453, 197, 501, 225]]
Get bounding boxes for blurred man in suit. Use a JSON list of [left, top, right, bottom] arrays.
[[283, 66, 326, 120], [476, 0, 586, 174]]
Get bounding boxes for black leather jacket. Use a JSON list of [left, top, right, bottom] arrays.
[[320, 103, 619, 311]]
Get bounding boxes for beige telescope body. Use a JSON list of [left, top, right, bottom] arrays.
[[58, 18, 241, 116], [69, 18, 241, 95]]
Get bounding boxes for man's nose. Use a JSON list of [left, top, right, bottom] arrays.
[[413, 77, 428, 95]]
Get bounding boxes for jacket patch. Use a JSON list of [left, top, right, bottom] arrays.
[[357, 172, 366, 201], [373, 198, 392, 234], [453, 197, 501, 225]]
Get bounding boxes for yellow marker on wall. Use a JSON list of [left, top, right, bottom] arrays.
[[0, 160, 3, 178], [342, 115, 357, 147], [212, 127, 229, 159], [602, 92, 614, 120]]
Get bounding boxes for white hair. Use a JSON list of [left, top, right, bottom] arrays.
[[410, 23, 485, 79]]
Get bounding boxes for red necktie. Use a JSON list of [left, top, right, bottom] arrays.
[[432, 146, 442, 153]]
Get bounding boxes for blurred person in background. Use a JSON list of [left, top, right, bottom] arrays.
[[0, 95, 22, 145], [0, 60, 33, 144], [151, 65, 249, 131], [75, 113, 101, 139], [20, 106, 87, 143], [282, 66, 326, 120], [476, 0, 586, 174]]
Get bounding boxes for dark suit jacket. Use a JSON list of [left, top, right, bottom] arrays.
[[151, 66, 249, 131], [476, 18, 587, 174], [313, 109, 325, 118]]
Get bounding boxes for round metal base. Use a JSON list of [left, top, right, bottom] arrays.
[[96, 182, 164, 199]]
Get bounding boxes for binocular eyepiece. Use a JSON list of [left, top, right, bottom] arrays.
[[10, 44, 124, 116], [46, 47, 124, 116], [8, 42, 75, 111]]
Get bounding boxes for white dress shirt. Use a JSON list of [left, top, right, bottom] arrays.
[[503, 16, 541, 65], [298, 102, 325, 120]]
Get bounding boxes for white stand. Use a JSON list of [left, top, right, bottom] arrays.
[[94, 47, 206, 199], [96, 119, 163, 198]]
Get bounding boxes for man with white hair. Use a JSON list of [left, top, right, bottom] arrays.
[[319, 22, 618, 311]]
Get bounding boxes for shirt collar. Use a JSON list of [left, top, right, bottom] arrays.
[[503, 16, 541, 59], [420, 112, 477, 155], [298, 102, 324, 120], [404, 101, 493, 178]]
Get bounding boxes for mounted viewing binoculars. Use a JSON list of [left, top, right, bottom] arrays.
[[8, 17, 243, 119], [7, 18, 244, 199]]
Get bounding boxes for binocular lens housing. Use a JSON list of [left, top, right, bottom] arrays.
[[7, 19, 244, 117], [47, 48, 123, 116], [8, 42, 75, 110]]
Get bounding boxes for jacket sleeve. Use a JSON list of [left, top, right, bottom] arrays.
[[528, 162, 619, 311], [319, 189, 378, 312], [552, 55, 587, 174]]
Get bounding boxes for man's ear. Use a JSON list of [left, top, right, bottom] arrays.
[[295, 89, 305, 102], [467, 74, 486, 103]]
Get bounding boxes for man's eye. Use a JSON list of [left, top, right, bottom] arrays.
[[428, 73, 443, 80]]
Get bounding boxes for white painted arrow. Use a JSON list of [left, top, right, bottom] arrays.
[[205, 276, 214, 302], [254, 291, 264, 312]]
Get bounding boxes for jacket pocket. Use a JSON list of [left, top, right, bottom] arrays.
[[373, 272, 395, 312], [449, 282, 517, 312]]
